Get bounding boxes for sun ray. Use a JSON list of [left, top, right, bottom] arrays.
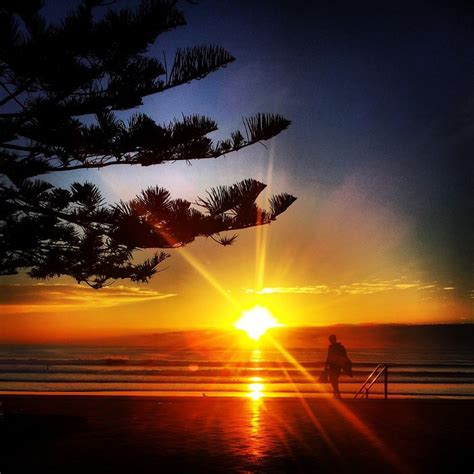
[[174, 246, 239, 309], [145, 222, 241, 310], [279, 364, 340, 455], [255, 142, 275, 291]]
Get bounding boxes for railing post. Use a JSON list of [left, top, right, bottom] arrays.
[[366, 388, 369, 399], [384, 365, 388, 400]]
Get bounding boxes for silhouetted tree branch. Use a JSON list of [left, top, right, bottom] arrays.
[[0, 0, 296, 288]]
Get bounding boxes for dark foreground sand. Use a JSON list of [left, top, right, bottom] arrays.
[[0, 395, 473, 473]]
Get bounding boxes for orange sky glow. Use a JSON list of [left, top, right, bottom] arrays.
[[1, 170, 472, 343]]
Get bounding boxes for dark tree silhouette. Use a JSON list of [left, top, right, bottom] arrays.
[[0, 0, 296, 289]]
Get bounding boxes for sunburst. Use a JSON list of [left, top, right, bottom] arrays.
[[234, 305, 281, 340]]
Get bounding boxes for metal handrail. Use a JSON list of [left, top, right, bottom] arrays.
[[354, 363, 384, 398], [354, 364, 389, 399]]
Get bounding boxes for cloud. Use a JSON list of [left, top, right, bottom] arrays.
[[0, 283, 176, 314], [246, 279, 455, 296]]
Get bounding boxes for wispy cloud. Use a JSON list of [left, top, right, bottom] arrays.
[[0, 283, 176, 314], [246, 279, 456, 296]]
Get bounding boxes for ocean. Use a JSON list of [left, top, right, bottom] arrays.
[[1, 325, 473, 398]]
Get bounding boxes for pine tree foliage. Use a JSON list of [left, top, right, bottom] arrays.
[[0, 0, 297, 288]]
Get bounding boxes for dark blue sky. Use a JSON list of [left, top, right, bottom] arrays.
[[175, 0, 474, 293]]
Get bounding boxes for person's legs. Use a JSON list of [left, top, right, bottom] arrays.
[[329, 368, 341, 398]]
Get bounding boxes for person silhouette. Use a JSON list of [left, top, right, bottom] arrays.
[[325, 334, 350, 399]]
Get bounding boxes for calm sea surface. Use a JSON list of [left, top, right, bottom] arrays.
[[1, 326, 473, 398]]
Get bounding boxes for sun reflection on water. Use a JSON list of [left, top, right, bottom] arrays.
[[248, 376, 264, 400], [251, 349, 262, 363], [248, 381, 265, 459]]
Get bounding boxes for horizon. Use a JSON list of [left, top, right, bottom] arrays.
[[2, 321, 474, 346]]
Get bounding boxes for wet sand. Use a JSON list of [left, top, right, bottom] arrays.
[[1, 395, 473, 473]]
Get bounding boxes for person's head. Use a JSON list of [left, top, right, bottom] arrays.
[[329, 334, 337, 344]]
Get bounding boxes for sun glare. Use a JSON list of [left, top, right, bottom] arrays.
[[235, 306, 281, 341]]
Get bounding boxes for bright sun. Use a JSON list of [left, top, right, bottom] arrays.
[[234, 306, 281, 341]]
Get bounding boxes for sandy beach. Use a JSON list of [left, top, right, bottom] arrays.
[[1, 395, 473, 473]]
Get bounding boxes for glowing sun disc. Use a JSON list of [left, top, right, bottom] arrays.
[[235, 306, 281, 340]]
